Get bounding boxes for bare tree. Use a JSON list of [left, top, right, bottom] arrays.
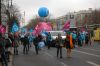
[[25, 16, 39, 29], [1, 0, 21, 32]]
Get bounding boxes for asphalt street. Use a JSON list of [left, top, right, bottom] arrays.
[[13, 42, 100, 66]]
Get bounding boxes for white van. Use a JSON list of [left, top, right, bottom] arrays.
[[48, 31, 66, 40]]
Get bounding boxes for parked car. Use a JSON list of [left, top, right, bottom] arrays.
[[47, 31, 66, 47], [48, 31, 66, 40]]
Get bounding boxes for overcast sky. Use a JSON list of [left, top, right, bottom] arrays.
[[13, 0, 100, 23]]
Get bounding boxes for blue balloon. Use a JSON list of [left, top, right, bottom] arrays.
[[38, 7, 49, 17]]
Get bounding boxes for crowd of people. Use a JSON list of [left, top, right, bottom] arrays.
[[0, 30, 94, 66]]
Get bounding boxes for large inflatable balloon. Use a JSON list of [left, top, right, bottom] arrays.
[[38, 7, 49, 17]]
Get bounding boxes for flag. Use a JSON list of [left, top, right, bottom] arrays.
[[32, 22, 52, 36], [12, 22, 19, 33], [0, 25, 6, 33], [62, 20, 70, 30], [70, 34, 74, 49]]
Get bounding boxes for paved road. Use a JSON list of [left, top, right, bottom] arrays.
[[13, 42, 100, 66]]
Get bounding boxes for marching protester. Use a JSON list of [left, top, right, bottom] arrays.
[[28, 33, 34, 47], [33, 34, 42, 55], [14, 34, 19, 55], [33, 36, 39, 55], [90, 30, 94, 46], [56, 34, 63, 59], [65, 31, 74, 58], [80, 31, 86, 46], [72, 31, 77, 48], [85, 33, 90, 45], [20, 33, 25, 45], [77, 32, 82, 47], [5, 35, 12, 62], [46, 32, 52, 49], [0, 33, 8, 66], [8, 33, 14, 47], [23, 35, 29, 54]]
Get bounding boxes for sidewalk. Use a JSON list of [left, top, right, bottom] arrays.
[[0, 47, 14, 66]]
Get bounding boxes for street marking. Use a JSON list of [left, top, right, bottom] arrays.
[[87, 61, 100, 66], [44, 52, 68, 66], [73, 50, 100, 58], [44, 52, 53, 58], [43, 50, 68, 66], [45, 52, 68, 66], [81, 48, 100, 52], [60, 62, 68, 66], [41, 48, 54, 58]]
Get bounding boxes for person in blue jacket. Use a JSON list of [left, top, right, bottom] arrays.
[[80, 32, 86, 46]]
